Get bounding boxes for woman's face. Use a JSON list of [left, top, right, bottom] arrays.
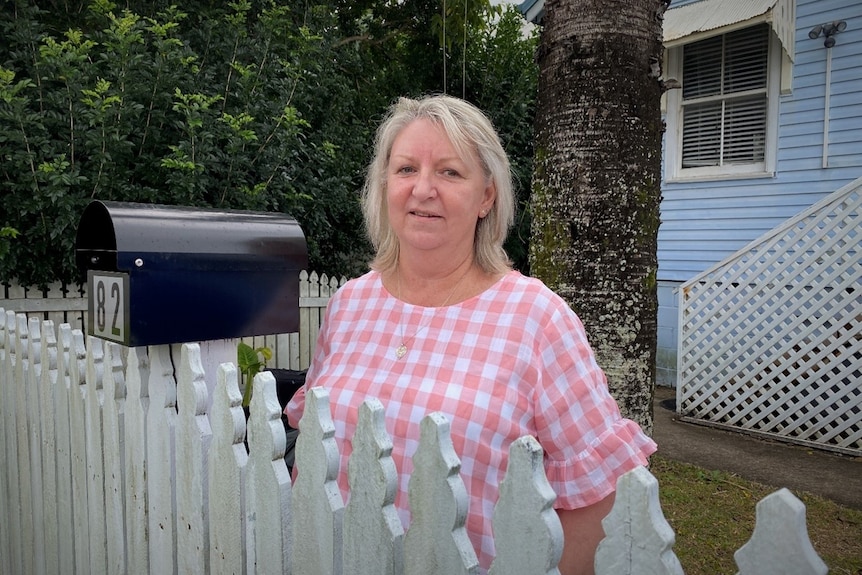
[[386, 118, 495, 260]]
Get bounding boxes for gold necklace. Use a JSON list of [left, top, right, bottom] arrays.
[[395, 265, 471, 360]]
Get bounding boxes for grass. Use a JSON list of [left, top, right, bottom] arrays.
[[650, 454, 862, 575]]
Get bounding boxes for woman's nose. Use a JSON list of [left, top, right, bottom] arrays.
[[412, 169, 437, 199]]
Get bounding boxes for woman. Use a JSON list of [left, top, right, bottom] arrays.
[[286, 94, 656, 575]]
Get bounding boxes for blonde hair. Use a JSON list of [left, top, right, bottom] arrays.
[[361, 94, 515, 274]]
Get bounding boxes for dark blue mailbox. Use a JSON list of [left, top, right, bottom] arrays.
[[75, 201, 308, 347]]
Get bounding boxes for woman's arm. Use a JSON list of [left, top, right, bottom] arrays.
[[556, 491, 615, 575]]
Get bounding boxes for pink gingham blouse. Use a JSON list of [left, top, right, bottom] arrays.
[[286, 270, 656, 570]]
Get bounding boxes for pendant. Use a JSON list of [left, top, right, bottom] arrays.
[[395, 343, 408, 359]]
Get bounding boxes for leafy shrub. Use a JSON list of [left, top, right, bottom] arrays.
[[0, 1, 537, 287]]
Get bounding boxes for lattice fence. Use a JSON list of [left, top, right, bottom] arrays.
[[678, 177, 861, 456]]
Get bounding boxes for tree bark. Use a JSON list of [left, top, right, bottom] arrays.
[[530, 0, 665, 434]]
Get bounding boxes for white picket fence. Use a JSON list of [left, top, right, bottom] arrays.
[[0, 282, 87, 331], [0, 270, 346, 371], [0, 311, 830, 575]]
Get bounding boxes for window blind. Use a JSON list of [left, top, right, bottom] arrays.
[[681, 25, 769, 168]]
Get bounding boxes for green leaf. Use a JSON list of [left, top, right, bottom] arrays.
[[237, 341, 261, 374], [237, 341, 271, 407]]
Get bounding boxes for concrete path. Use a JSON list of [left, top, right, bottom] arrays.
[[652, 385, 862, 510]]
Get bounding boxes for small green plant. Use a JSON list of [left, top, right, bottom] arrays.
[[237, 341, 272, 407]]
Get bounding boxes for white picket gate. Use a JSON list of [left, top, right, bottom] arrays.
[[0, 311, 829, 575]]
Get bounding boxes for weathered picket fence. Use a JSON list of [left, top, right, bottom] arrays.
[[0, 312, 828, 575], [0, 270, 346, 371], [0, 282, 86, 331]]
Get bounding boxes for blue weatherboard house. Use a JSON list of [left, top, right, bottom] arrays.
[[521, 0, 861, 455]]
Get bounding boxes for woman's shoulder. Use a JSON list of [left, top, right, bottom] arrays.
[[489, 270, 585, 326], [327, 270, 386, 306], [338, 269, 379, 290], [493, 270, 568, 308]]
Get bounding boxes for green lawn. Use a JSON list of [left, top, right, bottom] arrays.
[[650, 455, 862, 575]]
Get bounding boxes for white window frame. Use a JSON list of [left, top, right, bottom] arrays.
[[665, 25, 782, 182]]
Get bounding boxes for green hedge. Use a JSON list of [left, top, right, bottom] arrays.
[[0, 1, 537, 287]]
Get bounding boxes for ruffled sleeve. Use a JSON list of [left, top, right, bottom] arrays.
[[531, 296, 657, 509]]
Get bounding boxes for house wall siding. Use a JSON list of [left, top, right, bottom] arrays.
[[656, 281, 679, 387], [656, 0, 862, 385], [659, 0, 862, 284]]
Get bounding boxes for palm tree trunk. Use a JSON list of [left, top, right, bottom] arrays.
[[530, 0, 665, 433]]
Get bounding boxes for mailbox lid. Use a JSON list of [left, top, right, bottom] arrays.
[[76, 201, 307, 273]]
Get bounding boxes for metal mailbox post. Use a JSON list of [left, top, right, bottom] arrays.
[[75, 200, 308, 347]]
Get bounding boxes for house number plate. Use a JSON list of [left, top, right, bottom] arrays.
[[88, 271, 129, 345]]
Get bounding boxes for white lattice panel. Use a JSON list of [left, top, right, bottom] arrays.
[[678, 178, 862, 455]]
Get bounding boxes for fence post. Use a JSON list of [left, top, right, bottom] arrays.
[[54, 323, 77, 575], [68, 326, 91, 573], [102, 341, 127, 574], [299, 271, 315, 370], [84, 336, 108, 573], [0, 310, 23, 575], [124, 346, 151, 574], [176, 343, 213, 575], [208, 362, 247, 575], [595, 466, 682, 575], [246, 371, 292, 574], [343, 399, 404, 575], [15, 315, 37, 575], [147, 344, 179, 575], [734, 488, 828, 575], [39, 320, 61, 575], [0, 310, 5, 572], [489, 435, 562, 575], [25, 318, 47, 575], [404, 412, 479, 575], [293, 386, 345, 575]]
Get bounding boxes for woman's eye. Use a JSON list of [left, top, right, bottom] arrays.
[[396, 166, 415, 174], [442, 169, 460, 177]]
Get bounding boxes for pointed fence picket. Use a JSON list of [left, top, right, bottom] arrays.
[[124, 346, 150, 574], [0, 311, 829, 575]]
